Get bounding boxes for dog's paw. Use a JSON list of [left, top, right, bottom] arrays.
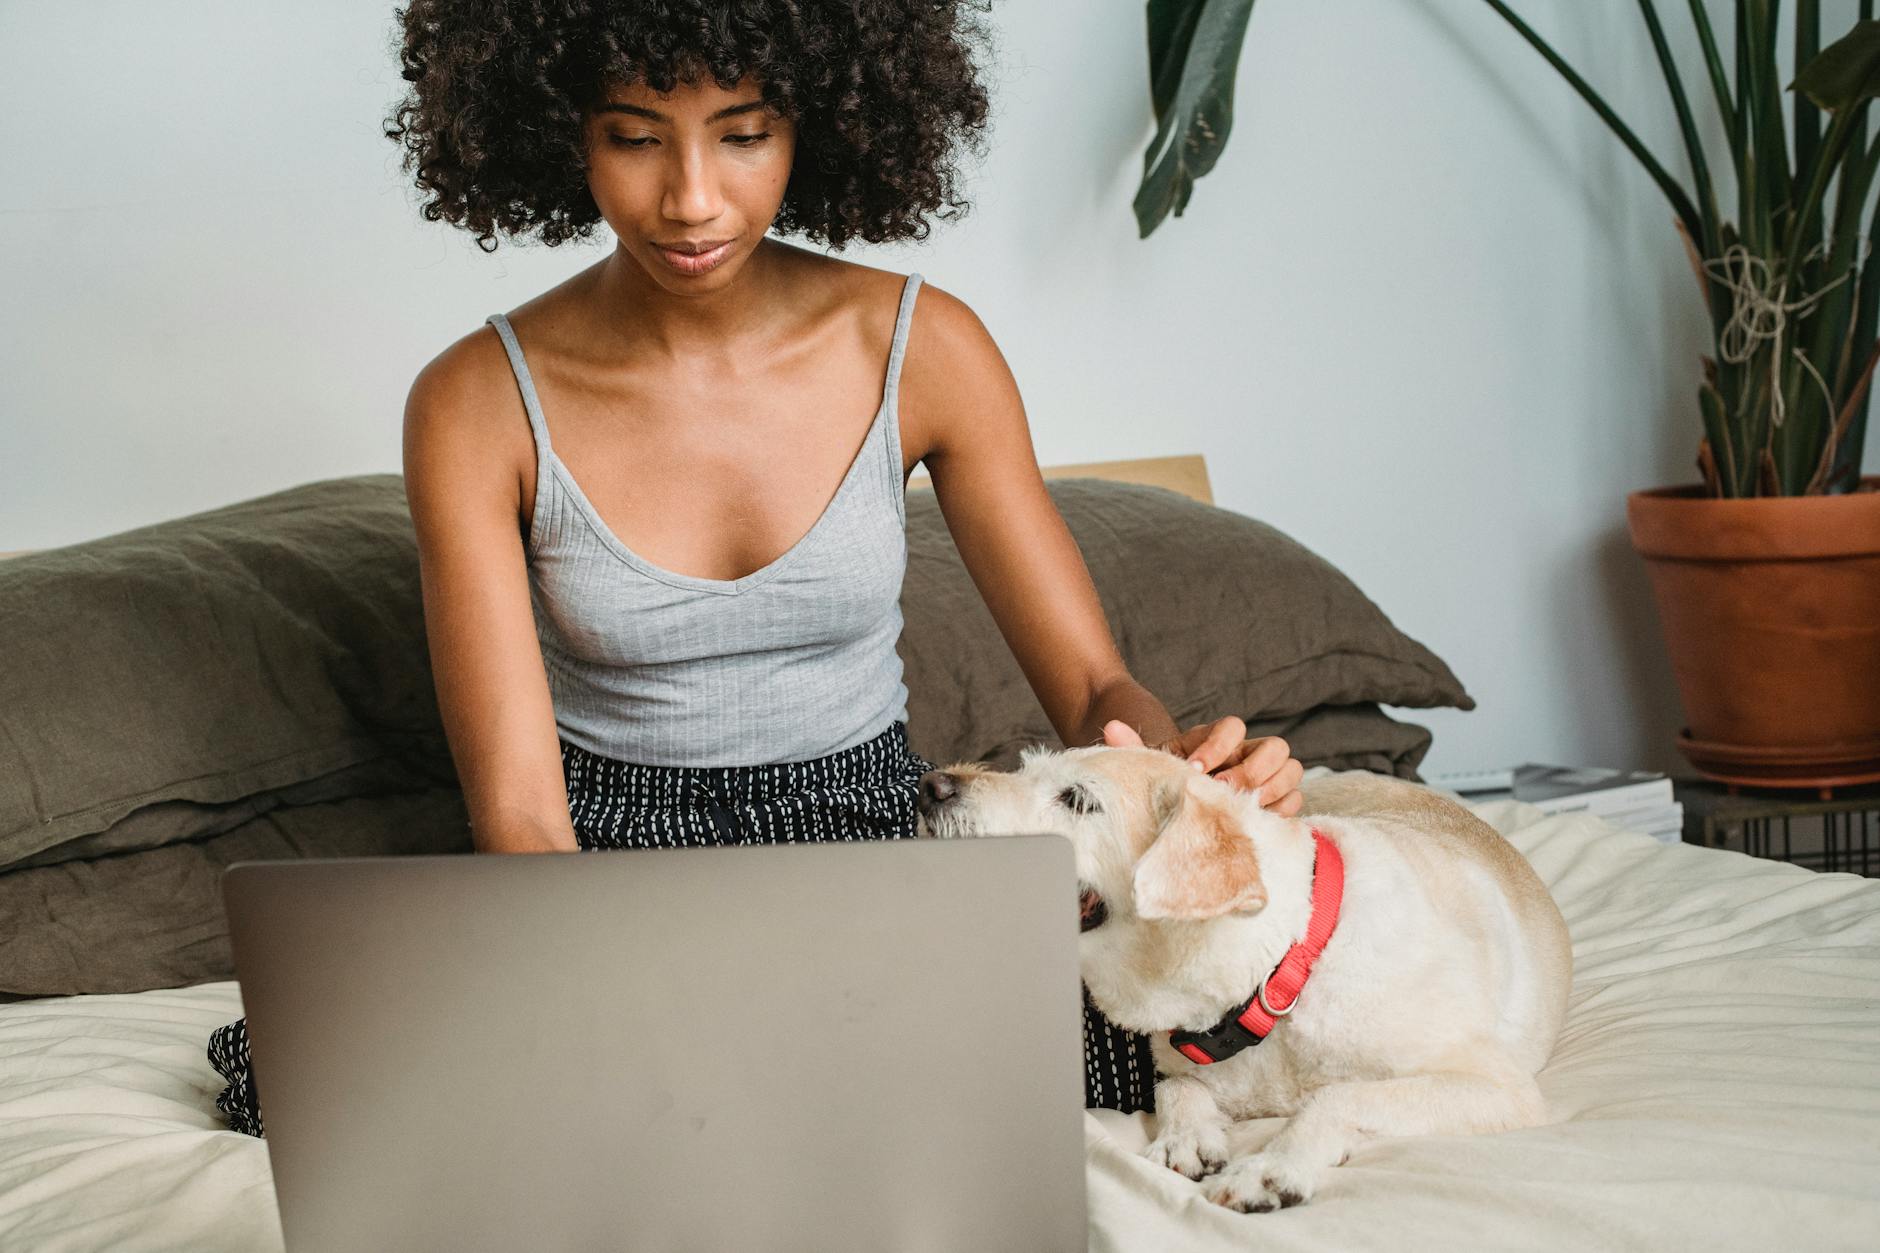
[[1202, 1152, 1317, 1214], [1141, 1124, 1229, 1180]]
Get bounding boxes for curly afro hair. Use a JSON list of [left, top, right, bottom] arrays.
[[382, 1, 995, 254]]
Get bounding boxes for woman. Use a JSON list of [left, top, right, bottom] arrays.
[[207, 0, 1305, 1139]]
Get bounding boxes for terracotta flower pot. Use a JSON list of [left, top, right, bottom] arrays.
[[1625, 476, 1880, 790]]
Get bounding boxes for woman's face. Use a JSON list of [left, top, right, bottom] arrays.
[[583, 73, 796, 291]]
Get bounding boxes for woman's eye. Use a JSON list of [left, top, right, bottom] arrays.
[[607, 133, 770, 149]]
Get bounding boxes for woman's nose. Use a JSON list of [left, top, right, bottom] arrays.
[[662, 147, 724, 224]]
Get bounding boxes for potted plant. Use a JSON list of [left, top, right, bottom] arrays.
[[1137, 1, 1880, 789]]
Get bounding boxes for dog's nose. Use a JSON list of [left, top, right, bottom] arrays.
[[916, 770, 959, 815]]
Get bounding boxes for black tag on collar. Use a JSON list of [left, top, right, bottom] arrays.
[[1168, 994, 1267, 1064]]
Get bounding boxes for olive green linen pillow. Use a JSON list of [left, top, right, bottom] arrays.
[[897, 478, 1472, 770], [0, 476, 451, 873]]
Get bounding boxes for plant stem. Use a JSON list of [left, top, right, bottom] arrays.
[[1639, 0, 1726, 283], [1481, 1, 1705, 246]]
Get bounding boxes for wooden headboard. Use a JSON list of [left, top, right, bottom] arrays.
[[912, 452, 1211, 505], [0, 454, 1212, 560]]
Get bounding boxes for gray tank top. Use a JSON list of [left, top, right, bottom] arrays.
[[484, 272, 924, 767]]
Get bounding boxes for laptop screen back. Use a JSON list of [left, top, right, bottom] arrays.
[[223, 835, 1088, 1252]]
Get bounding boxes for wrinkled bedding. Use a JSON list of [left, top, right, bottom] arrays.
[[2, 781, 1876, 1252]]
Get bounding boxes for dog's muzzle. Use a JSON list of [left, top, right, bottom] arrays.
[[916, 770, 957, 818], [1079, 886, 1107, 932]]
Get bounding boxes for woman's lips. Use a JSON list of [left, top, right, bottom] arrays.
[[656, 240, 734, 275]]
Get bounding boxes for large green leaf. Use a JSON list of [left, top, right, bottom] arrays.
[[1791, 18, 1880, 110], [1135, 0, 1259, 238], [1146, 0, 1203, 123]]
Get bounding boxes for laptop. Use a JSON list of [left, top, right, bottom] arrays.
[[221, 835, 1089, 1252]]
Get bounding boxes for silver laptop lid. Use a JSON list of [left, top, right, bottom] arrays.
[[222, 835, 1087, 1253]]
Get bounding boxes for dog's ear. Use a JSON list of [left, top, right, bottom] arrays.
[[1131, 773, 1266, 921]]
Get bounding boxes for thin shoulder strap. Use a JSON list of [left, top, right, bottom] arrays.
[[884, 273, 924, 397], [484, 313, 554, 456], [880, 274, 923, 526]]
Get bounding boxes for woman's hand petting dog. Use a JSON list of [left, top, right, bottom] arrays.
[[1100, 716, 1305, 817]]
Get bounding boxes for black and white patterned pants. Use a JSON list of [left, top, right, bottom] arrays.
[[206, 720, 1155, 1137]]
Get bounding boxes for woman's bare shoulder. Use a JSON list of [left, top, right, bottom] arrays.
[[884, 275, 1004, 470], [414, 249, 615, 429], [409, 314, 534, 444], [402, 307, 547, 540]]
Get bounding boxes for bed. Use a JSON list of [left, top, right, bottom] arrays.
[[2, 458, 1875, 1251]]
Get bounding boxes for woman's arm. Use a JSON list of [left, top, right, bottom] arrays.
[[898, 284, 1147, 745], [404, 336, 582, 855], [900, 284, 1302, 815]]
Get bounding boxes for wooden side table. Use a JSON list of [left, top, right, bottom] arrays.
[[1676, 776, 1880, 875]]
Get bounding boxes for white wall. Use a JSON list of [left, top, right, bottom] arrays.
[[4, 1, 1872, 777]]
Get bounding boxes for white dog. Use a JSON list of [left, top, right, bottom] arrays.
[[914, 746, 1571, 1213]]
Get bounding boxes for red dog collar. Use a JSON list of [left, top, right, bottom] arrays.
[[1168, 828, 1344, 1065]]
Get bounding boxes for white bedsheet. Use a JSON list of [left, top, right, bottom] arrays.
[[2, 782, 1877, 1251]]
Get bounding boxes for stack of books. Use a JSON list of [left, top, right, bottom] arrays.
[[1448, 764, 1684, 844]]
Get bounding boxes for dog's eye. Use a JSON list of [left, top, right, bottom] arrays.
[[1056, 784, 1101, 815]]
